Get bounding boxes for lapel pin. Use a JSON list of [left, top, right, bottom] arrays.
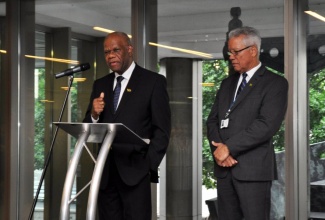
[[249, 83, 253, 87], [127, 88, 132, 92]]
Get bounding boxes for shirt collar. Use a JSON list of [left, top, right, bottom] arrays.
[[114, 61, 135, 80], [245, 62, 261, 81]]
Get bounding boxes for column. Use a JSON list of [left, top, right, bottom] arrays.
[[160, 58, 202, 220], [131, 1, 159, 219], [0, 0, 35, 219]]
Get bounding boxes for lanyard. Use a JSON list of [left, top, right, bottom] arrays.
[[225, 75, 246, 119], [224, 100, 235, 119]]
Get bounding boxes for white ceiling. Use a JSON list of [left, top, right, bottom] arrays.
[[31, 0, 325, 59]]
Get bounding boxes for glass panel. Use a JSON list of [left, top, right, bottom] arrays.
[[0, 1, 6, 218], [34, 1, 131, 219], [31, 0, 288, 219], [307, 0, 325, 218], [34, 31, 47, 219], [158, 0, 285, 219]]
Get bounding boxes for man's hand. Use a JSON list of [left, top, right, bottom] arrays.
[[91, 92, 105, 119], [212, 141, 238, 167], [218, 155, 238, 167]]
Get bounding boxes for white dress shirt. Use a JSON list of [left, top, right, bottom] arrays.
[[91, 61, 136, 122], [233, 62, 261, 101]]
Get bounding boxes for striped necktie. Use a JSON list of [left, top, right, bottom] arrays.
[[236, 72, 248, 98], [113, 76, 124, 112]]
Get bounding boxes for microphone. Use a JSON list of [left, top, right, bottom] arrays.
[[55, 63, 90, 79]]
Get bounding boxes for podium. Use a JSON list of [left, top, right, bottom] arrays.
[[54, 122, 149, 220]]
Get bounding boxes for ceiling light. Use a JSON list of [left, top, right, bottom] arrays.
[[305, 11, 325, 22], [149, 42, 213, 58], [74, 78, 87, 82], [25, 55, 79, 64], [93, 27, 213, 58], [40, 100, 54, 103], [61, 87, 75, 90], [200, 82, 215, 87], [93, 27, 132, 38]]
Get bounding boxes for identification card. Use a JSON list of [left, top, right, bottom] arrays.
[[220, 118, 229, 129]]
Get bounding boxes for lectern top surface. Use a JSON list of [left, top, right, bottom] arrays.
[[54, 122, 150, 144]]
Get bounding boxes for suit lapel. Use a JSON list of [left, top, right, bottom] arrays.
[[229, 74, 239, 103], [107, 74, 115, 114], [230, 66, 266, 111], [221, 75, 238, 115]]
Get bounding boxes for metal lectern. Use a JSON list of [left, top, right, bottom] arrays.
[[54, 122, 149, 220]]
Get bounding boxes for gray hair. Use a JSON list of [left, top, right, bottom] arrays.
[[228, 26, 261, 52]]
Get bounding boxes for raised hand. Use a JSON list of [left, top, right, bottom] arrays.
[[91, 92, 105, 120]]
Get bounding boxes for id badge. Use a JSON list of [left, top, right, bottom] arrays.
[[220, 118, 229, 129]]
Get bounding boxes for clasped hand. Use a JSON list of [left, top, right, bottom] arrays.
[[212, 141, 238, 167]]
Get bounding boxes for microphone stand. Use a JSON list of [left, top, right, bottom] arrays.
[[28, 75, 75, 220]]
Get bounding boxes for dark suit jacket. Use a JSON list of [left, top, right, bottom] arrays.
[[207, 65, 288, 181], [83, 65, 171, 187]]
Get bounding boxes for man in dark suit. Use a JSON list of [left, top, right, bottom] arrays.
[[83, 32, 171, 220], [206, 26, 288, 220]]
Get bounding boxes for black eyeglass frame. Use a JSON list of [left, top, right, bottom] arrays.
[[227, 45, 254, 56]]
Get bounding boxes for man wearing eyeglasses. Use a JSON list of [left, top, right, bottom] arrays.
[[206, 26, 288, 220]]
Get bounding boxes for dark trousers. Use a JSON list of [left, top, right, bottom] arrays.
[[98, 152, 151, 220], [217, 172, 271, 220]]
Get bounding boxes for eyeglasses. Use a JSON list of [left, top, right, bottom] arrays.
[[104, 48, 122, 56], [227, 45, 253, 56]]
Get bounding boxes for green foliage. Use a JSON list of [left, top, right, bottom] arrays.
[[309, 69, 325, 144], [34, 68, 46, 170], [34, 68, 80, 168], [319, 151, 325, 159], [202, 60, 229, 189], [70, 81, 79, 153]]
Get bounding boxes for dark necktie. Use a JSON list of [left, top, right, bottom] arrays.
[[236, 72, 248, 98], [113, 76, 124, 112]]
